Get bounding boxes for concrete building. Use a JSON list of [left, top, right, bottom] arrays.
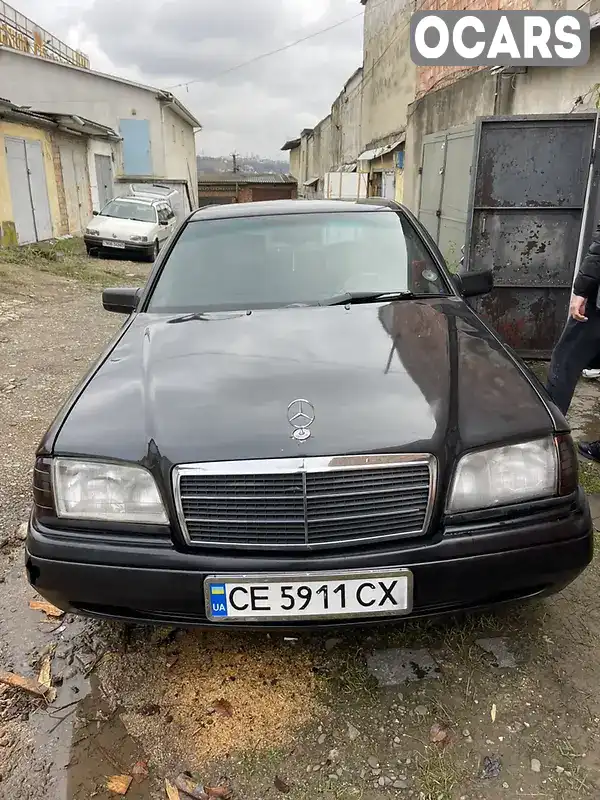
[[331, 67, 364, 169], [0, 3, 201, 227], [197, 173, 297, 208], [283, 0, 599, 210], [0, 47, 201, 211], [0, 98, 119, 245], [360, 0, 415, 152], [281, 138, 301, 180]]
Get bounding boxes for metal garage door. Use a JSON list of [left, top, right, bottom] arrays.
[[95, 154, 114, 209], [60, 143, 91, 234], [464, 114, 599, 358], [417, 125, 475, 270], [5, 137, 52, 244]]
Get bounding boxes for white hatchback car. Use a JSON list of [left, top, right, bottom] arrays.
[[84, 196, 177, 261]]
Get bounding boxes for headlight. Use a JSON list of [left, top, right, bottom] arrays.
[[446, 438, 558, 514], [86, 228, 100, 236], [130, 235, 148, 242], [53, 459, 168, 524]]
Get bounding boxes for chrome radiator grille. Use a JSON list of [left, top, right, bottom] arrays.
[[174, 454, 436, 550]]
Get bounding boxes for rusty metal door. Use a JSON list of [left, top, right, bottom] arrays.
[[464, 114, 600, 358]]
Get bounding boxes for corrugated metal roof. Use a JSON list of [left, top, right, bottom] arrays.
[[0, 97, 119, 138], [358, 136, 405, 162], [198, 172, 297, 185], [281, 138, 301, 151]]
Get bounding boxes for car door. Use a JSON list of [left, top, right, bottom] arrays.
[[161, 204, 178, 240], [156, 205, 171, 243]]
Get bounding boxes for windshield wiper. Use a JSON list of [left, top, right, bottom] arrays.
[[323, 291, 415, 306]]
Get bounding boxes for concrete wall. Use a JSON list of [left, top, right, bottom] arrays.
[[331, 68, 364, 167], [510, 32, 600, 115], [361, 0, 416, 149], [312, 115, 333, 183], [0, 48, 197, 198], [0, 118, 62, 242], [163, 104, 198, 205], [416, 0, 531, 98], [288, 147, 300, 180]]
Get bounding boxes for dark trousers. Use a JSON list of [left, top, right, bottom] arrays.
[[546, 306, 600, 415]]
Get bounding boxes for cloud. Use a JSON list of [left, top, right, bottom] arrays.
[[13, 0, 363, 157]]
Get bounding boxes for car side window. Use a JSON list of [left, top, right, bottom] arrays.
[[157, 206, 168, 224]]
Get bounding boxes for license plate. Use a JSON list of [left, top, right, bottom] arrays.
[[102, 240, 126, 249], [205, 568, 413, 622]]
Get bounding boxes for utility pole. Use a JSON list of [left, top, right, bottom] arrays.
[[231, 152, 240, 173]]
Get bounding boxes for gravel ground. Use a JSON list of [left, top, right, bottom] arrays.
[[2, 255, 600, 800]]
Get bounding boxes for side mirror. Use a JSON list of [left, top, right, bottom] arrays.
[[102, 287, 140, 314], [160, 219, 169, 226], [93, 210, 99, 216], [455, 269, 494, 298]]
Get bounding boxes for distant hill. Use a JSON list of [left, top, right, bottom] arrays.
[[197, 155, 290, 175]]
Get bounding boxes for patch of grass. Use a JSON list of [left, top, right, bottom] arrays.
[[378, 609, 524, 660], [579, 460, 600, 496], [320, 645, 378, 701], [0, 237, 147, 288], [413, 745, 467, 800]]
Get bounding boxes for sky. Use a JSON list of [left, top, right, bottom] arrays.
[[12, 0, 365, 158]]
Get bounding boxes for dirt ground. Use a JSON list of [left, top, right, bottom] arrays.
[[2, 243, 600, 800]]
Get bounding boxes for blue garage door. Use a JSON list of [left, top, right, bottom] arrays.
[[119, 118, 152, 176]]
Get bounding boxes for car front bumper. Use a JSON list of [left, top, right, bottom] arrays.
[[25, 490, 593, 629], [84, 236, 153, 255]]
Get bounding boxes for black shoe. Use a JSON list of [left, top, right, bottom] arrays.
[[578, 440, 600, 463]]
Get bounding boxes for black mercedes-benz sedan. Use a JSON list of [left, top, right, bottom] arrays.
[[26, 199, 593, 628]]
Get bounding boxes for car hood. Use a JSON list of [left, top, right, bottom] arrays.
[[53, 299, 553, 466], [87, 216, 155, 238]]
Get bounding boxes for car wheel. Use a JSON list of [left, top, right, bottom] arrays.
[[147, 240, 159, 262]]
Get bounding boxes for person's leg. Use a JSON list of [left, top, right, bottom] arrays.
[[546, 309, 600, 415]]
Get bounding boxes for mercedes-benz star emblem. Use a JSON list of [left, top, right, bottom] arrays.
[[287, 399, 315, 442]]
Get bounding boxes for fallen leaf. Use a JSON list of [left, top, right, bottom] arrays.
[[212, 698, 233, 717], [38, 653, 57, 704], [429, 723, 448, 744], [206, 787, 232, 799], [174, 773, 208, 799], [132, 760, 149, 782], [274, 775, 291, 793], [38, 655, 52, 690], [29, 600, 64, 618], [491, 703, 497, 723], [165, 779, 181, 800], [106, 775, 133, 795], [0, 671, 48, 698]]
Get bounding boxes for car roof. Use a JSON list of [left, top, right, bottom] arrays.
[[188, 199, 393, 222], [112, 195, 161, 206]]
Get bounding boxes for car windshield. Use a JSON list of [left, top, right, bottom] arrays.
[[146, 210, 450, 313], [100, 199, 157, 223]]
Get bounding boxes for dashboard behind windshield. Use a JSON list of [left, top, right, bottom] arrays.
[[146, 210, 450, 313], [101, 200, 157, 223]]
